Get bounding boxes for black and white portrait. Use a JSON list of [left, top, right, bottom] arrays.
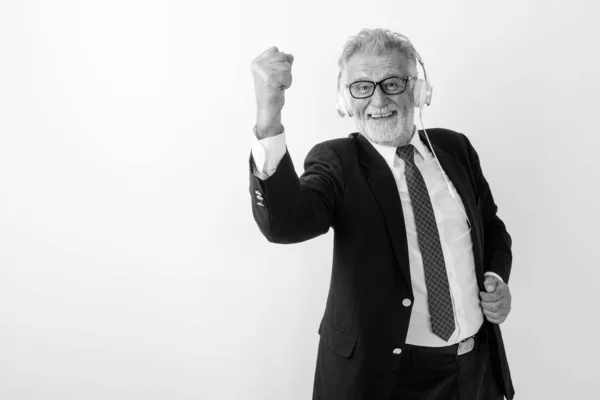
[[0, 1, 598, 399]]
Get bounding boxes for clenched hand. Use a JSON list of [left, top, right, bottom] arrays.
[[480, 275, 512, 324], [250, 46, 294, 138]]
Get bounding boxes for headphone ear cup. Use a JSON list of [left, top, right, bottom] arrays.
[[413, 79, 426, 108], [425, 81, 432, 106], [336, 90, 346, 117], [336, 90, 353, 117], [413, 78, 433, 107]]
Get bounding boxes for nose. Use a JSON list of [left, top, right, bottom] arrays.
[[370, 84, 388, 107]]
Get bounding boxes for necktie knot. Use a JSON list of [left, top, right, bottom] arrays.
[[396, 144, 415, 164]]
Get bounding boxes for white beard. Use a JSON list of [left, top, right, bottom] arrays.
[[355, 110, 415, 147]]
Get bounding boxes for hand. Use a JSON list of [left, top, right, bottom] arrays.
[[251, 46, 294, 136], [479, 275, 512, 324]]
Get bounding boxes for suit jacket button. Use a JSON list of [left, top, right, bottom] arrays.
[[402, 299, 412, 307], [392, 348, 402, 355]]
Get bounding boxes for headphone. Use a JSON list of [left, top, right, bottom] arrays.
[[336, 50, 433, 118]]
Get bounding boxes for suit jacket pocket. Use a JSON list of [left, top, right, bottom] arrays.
[[320, 322, 358, 359]]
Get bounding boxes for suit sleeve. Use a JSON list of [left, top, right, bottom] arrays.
[[462, 134, 513, 283], [248, 142, 345, 244]]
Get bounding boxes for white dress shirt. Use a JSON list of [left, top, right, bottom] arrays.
[[251, 129, 503, 346]]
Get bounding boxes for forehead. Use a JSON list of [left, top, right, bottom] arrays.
[[344, 50, 416, 82]]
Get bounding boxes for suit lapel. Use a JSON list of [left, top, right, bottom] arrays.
[[354, 134, 412, 290]]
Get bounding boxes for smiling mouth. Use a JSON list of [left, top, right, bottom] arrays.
[[368, 110, 397, 119]]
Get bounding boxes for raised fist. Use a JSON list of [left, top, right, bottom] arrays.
[[251, 46, 294, 123]]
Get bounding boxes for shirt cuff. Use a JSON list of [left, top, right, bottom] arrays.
[[483, 271, 505, 284], [251, 128, 287, 180]]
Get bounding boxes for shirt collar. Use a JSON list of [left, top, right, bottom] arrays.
[[365, 126, 432, 167]]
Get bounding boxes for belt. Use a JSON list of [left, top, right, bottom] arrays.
[[403, 326, 486, 356]]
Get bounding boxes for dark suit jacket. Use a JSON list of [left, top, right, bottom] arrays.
[[249, 128, 514, 400]]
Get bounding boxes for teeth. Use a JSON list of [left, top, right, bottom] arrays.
[[371, 111, 394, 119]]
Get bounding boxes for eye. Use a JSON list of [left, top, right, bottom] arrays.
[[382, 78, 405, 93], [350, 82, 375, 97], [354, 83, 372, 92]]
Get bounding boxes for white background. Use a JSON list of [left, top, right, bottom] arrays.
[[1, 0, 599, 399]]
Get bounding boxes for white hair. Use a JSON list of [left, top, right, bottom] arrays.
[[338, 28, 419, 72]]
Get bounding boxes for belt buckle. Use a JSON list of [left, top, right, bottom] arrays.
[[457, 337, 474, 356]]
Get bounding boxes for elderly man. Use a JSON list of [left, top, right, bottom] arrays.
[[248, 28, 514, 400]]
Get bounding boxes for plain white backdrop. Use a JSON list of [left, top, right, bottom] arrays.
[[1, 0, 599, 399]]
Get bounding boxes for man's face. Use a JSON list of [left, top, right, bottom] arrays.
[[343, 50, 417, 147]]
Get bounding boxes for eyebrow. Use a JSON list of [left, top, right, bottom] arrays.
[[351, 74, 400, 82]]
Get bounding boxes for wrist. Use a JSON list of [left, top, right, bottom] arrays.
[[256, 109, 283, 139], [254, 124, 283, 140]]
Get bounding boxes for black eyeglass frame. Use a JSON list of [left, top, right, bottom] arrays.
[[347, 76, 417, 99]]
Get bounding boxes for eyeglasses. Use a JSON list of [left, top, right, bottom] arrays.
[[348, 76, 416, 99]]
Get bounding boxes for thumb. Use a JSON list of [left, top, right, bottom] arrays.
[[484, 275, 497, 292]]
